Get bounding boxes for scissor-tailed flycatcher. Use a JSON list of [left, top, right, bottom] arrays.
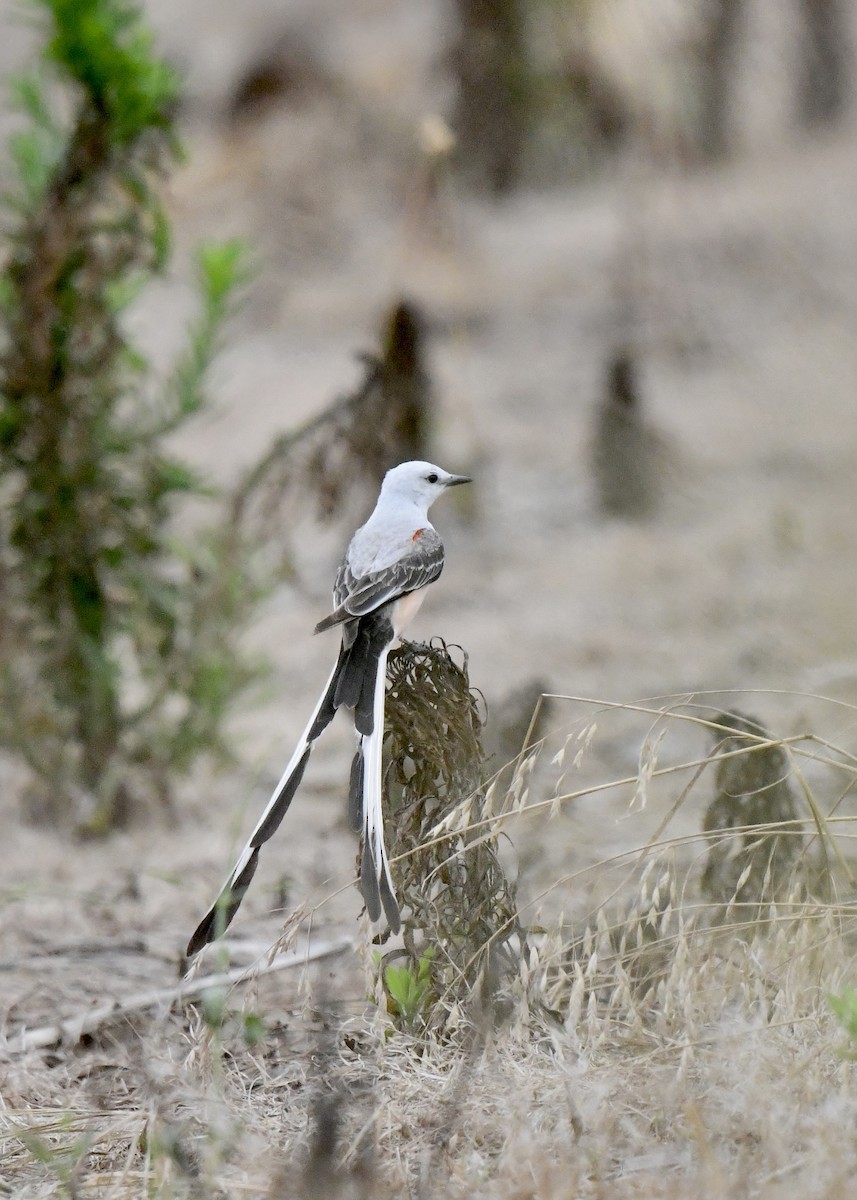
[[186, 460, 470, 956]]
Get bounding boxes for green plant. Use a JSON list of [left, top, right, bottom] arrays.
[[828, 988, 857, 1056], [0, 0, 253, 830], [384, 946, 437, 1030]]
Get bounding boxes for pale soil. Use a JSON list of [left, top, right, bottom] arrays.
[[3, 3, 857, 1197]]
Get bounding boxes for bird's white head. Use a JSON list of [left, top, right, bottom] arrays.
[[379, 460, 471, 511]]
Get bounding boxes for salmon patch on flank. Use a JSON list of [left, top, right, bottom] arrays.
[[412, 527, 426, 541]]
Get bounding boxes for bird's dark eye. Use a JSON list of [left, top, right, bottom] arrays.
[[426, 472, 438, 483]]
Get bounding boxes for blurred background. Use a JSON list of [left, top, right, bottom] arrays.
[[2, 0, 857, 947], [6, 8, 857, 1192]]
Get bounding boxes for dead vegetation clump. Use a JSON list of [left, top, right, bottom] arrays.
[[522, 697, 840, 1036], [701, 709, 809, 919], [590, 346, 667, 520], [380, 640, 527, 1034], [230, 294, 433, 565]]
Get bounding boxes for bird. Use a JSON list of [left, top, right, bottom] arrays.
[[186, 460, 471, 957]]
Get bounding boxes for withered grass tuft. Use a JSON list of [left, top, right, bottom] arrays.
[[380, 640, 526, 1033]]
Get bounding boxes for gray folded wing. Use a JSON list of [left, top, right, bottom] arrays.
[[317, 530, 444, 632]]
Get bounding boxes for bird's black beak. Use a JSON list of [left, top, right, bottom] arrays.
[[445, 474, 471, 487]]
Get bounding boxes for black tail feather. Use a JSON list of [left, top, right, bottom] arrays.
[[308, 645, 347, 741], [360, 837, 382, 922], [251, 746, 311, 847], [308, 612, 392, 740], [186, 846, 261, 957], [348, 749, 364, 832], [379, 868, 401, 934], [333, 625, 370, 710], [355, 618, 393, 736]]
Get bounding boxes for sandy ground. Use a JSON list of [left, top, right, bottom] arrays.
[[3, 2, 857, 1195]]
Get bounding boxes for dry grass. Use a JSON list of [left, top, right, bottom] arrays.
[[381, 640, 525, 1034], [3, 690, 857, 1198]]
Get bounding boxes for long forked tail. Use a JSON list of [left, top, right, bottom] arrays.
[[186, 612, 398, 958], [185, 656, 341, 957], [357, 644, 402, 933]]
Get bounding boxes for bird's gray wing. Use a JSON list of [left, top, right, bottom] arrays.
[[318, 530, 444, 631]]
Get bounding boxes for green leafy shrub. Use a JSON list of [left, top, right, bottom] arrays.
[[0, 0, 253, 830]]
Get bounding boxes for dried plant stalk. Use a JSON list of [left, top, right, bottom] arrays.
[[590, 347, 663, 520], [231, 296, 432, 562], [702, 711, 807, 918], [380, 640, 525, 1033]]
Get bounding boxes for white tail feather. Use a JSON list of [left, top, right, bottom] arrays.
[[362, 645, 397, 911]]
